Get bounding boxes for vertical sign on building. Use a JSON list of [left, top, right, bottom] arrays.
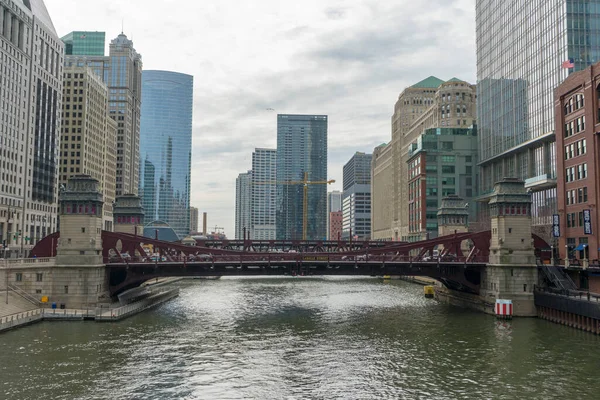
[[583, 209, 592, 235], [552, 214, 560, 238]]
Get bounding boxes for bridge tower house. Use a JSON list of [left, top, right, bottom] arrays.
[[482, 178, 537, 316], [113, 194, 145, 236], [437, 195, 470, 254], [54, 175, 109, 307]]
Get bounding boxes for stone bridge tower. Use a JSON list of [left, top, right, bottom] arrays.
[[54, 175, 109, 307], [482, 178, 537, 316], [113, 194, 145, 236], [437, 195, 470, 254]]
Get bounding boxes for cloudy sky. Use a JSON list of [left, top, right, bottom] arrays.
[[46, 0, 476, 237]]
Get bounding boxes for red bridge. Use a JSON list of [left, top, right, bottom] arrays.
[[31, 230, 550, 298]]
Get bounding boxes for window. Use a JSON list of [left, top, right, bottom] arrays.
[[36, 273, 43, 282], [441, 142, 454, 150], [584, 187, 588, 202], [81, 227, 85, 233], [16, 273, 22, 282], [64, 286, 69, 294], [441, 156, 456, 163], [442, 166, 455, 173]]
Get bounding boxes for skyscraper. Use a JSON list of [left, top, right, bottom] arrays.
[[235, 171, 252, 239], [326, 190, 342, 239], [476, 1, 600, 238], [139, 70, 193, 239], [189, 207, 199, 234], [60, 65, 117, 232], [63, 32, 142, 197], [342, 152, 372, 240], [0, 0, 63, 257], [61, 31, 105, 56], [251, 148, 276, 240], [276, 114, 328, 240]]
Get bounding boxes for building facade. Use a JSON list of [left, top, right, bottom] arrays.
[[276, 114, 328, 240], [189, 207, 199, 234], [235, 171, 252, 239], [329, 211, 343, 241], [371, 76, 476, 241], [554, 61, 600, 262], [342, 152, 372, 240], [0, 0, 63, 256], [326, 190, 342, 239], [61, 31, 105, 56], [406, 127, 479, 241], [60, 65, 116, 231], [139, 70, 193, 240], [476, 0, 600, 241], [251, 148, 276, 240], [371, 143, 394, 240], [63, 32, 142, 197]]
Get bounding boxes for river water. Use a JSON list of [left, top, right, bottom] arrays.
[[1, 277, 600, 399]]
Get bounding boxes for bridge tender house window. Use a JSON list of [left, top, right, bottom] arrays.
[[63, 203, 100, 216]]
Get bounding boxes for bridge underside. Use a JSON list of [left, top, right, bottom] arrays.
[[108, 261, 484, 297]]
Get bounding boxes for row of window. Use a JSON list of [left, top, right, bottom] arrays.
[[566, 212, 589, 228], [565, 163, 588, 182], [564, 116, 585, 137], [566, 187, 588, 205], [564, 138, 587, 160], [564, 93, 584, 115]]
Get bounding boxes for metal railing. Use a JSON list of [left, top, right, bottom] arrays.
[[8, 284, 42, 306], [534, 285, 600, 302], [0, 309, 43, 331]]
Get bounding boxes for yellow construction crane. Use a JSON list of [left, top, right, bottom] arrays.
[[255, 172, 335, 240]]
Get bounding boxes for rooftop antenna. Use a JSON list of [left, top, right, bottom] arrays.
[[121, 18, 124, 34]]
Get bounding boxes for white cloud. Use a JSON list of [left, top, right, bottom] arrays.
[[46, 0, 476, 237]]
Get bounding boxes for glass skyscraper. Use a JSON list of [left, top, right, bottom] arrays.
[[139, 70, 193, 239], [476, 0, 600, 235], [61, 31, 105, 56], [276, 114, 328, 240]]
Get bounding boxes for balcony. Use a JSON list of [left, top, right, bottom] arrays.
[[524, 174, 557, 191]]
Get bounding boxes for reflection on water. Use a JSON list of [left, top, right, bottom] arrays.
[[1, 277, 599, 399]]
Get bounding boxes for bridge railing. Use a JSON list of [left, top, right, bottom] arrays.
[[103, 253, 489, 265]]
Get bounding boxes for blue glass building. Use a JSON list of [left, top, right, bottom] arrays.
[[139, 70, 193, 239], [276, 114, 328, 240]]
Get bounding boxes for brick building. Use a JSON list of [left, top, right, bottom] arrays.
[[329, 211, 343, 241], [555, 61, 600, 262]]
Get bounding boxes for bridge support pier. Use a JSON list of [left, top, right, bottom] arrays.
[[480, 178, 538, 317]]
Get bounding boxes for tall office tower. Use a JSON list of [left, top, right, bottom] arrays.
[[251, 148, 276, 240], [377, 77, 476, 241], [326, 190, 342, 239], [189, 207, 199, 234], [371, 143, 393, 240], [342, 152, 372, 240], [0, 0, 63, 257], [62, 32, 142, 197], [476, 1, 600, 239], [61, 31, 105, 56], [139, 70, 193, 240], [60, 65, 117, 232], [276, 114, 328, 240], [235, 171, 252, 239]]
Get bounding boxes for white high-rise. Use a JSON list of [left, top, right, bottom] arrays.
[[251, 149, 276, 240], [235, 171, 252, 239], [0, 0, 63, 256]]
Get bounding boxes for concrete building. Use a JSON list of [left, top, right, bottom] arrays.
[[63, 32, 142, 197], [326, 191, 342, 239], [251, 148, 276, 240], [372, 77, 476, 241], [329, 211, 343, 241], [554, 61, 600, 262], [235, 171, 252, 239], [476, 0, 600, 241], [276, 114, 328, 240], [0, 0, 64, 257], [406, 127, 478, 241], [189, 207, 199, 234], [139, 70, 193, 239], [60, 65, 117, 232], [371, 143, 394, 240], [61, 31, 105, 56], [342, 152, 372, 240]]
